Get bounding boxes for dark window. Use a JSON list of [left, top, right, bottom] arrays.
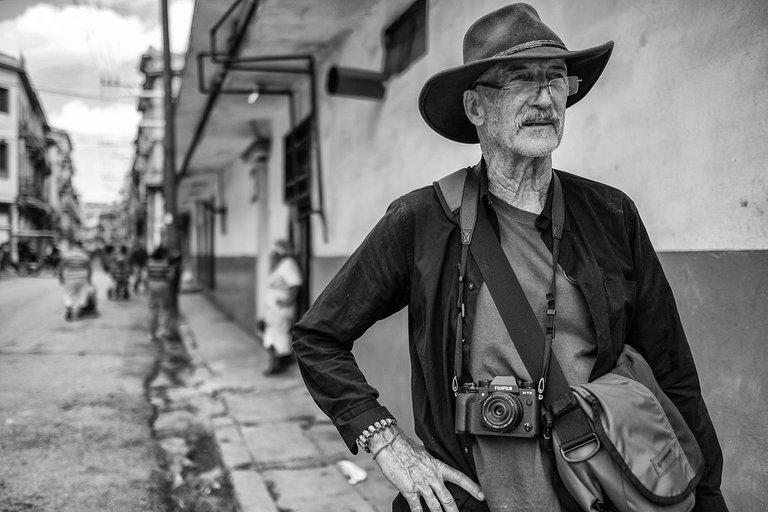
[[0, 88, 8, 113], [0, 141, 8, 178], [284, 116, 312, 219], [384, 0, 427, 78]]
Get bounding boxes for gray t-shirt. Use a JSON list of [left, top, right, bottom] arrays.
[[468, 195, 597, 511]]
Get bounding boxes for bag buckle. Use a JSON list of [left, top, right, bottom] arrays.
[[560, 433, 600, 463]]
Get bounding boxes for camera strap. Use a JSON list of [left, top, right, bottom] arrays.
[[452, 168, 594, 447]]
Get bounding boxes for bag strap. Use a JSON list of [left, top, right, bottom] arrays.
[[448, 167, 478, 392]]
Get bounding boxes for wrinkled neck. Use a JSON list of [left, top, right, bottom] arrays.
[[484, 151, 552, 214]]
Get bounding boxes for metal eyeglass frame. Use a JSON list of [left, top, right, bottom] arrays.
[[472, 76, 582, 97]]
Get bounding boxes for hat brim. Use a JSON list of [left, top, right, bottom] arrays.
[[418, 41, 614, 144]]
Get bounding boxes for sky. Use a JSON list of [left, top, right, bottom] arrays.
[[0, 0, 194, 203]]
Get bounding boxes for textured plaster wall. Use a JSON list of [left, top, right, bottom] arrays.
[[209, 255, 258, 334], [658, 251, 768, 510], [315, 0, 768, 255], [215, 157, 258, 256]]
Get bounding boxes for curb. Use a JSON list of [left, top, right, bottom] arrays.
[[147, 321, 237, 511]]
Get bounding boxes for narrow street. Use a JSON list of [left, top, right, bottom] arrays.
[[0, 269, 165, 511]]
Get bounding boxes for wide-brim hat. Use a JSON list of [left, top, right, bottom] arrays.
[[419, 3, 614, 144]]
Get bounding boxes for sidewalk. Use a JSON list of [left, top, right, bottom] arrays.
[[176, 291, 397, 512]]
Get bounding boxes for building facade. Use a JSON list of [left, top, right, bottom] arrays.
[[125, 47, 183, 254], [0, 52, 71, 264], [46, 127, 80, 240], [173, 1, 768, 506]]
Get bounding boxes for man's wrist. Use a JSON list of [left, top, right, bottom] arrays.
[[367, 423, 400, 455], [356, 417, 397, 453]]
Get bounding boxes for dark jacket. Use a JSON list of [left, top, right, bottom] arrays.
[[293, 163, 726, 511]]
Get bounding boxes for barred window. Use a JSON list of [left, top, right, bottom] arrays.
[[0, 88, 8, 114], [383, 0, 427, 78], [0, 140, 8, 178]]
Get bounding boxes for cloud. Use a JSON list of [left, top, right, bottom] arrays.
[[49, 100, 139, 202], [52, 100, 140, 138], [0, 1, 193, 66], [0, 0, 194, 202], [2, 4, 152, 69]]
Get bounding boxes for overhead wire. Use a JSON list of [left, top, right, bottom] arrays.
[[87, 0, 120, 98]]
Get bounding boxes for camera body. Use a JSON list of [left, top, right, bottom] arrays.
[[455, 376, 541, 438]]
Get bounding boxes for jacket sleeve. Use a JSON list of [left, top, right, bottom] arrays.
[[292, 197, 411, 453], [624, 199, 727, 511]]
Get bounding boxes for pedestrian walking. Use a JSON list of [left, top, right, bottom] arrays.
[[108, 245, 131, 300], [58, 238, 92, 321], [0, 242, 10, 276], [129, 241, 148, 293], [263, 240, 302, 376], [146, 246, 172, 341]]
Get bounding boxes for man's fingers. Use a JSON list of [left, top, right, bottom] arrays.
[[404, 492, 423, 512], [441, 463, 485, 501], [431, 482, 460, 512], [422, 492, 443, 512]]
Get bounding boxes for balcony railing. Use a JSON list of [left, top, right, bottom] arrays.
[[18, 176, 44, 199]]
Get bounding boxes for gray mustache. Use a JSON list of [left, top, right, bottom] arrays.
[[514, 110, 561, 131]]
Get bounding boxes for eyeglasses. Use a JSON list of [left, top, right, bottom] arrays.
[[472, 76, 582, 97]]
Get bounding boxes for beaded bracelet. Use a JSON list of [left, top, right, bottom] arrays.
[[356, 417, 397, 453], [372, 432, 401, 461]]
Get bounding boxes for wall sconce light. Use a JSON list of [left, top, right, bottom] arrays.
[[326, 67, 386, 100], [247, 85, 260, 104]]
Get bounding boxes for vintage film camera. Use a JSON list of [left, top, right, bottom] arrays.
[[455, 376, 541, 438]]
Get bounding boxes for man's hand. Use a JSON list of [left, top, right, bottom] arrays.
[[370, 427, 484, 512]]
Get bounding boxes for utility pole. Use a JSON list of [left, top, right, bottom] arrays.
[[160, 0, 180, 316]]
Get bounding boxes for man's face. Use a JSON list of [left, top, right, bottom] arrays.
[[472, 59, 568, 158]]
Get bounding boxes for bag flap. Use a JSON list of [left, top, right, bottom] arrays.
[[571, 356, 704, 504]]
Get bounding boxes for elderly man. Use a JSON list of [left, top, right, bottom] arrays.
[[293, 4, 727, 511]]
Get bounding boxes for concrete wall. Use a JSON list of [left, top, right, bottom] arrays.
[[305, 1, 768, 508], [206, 154, 259, 333], [658, 251, 768, 510], [209, 255, 258, 334]]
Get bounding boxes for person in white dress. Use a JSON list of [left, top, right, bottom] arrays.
[[263, 240, 303, 375]]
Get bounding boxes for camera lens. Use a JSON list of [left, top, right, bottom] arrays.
[[480, 392, 523, 433]]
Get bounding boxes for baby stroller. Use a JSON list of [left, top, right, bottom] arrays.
[[107, 256, 131, 300]]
